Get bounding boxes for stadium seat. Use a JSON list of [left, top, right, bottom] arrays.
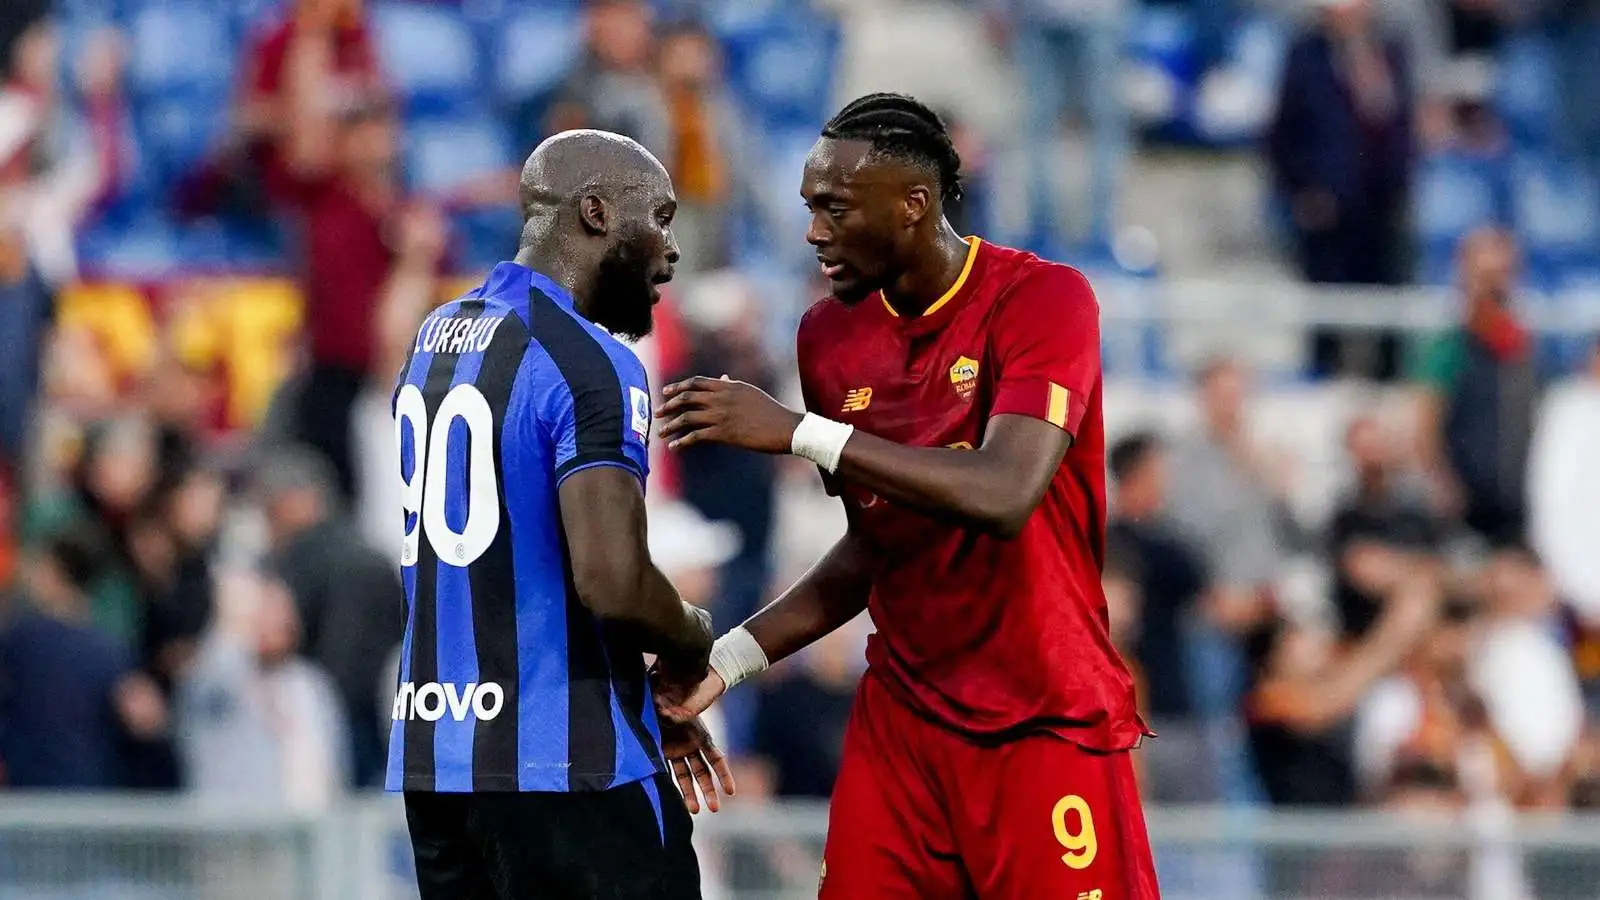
[[492, 6, 582, 103], [1191, 15, 1286, 146], [133, 95, 229, 191], [371, 2, 481, 116], [1511, 154, 1600, 281], [405, 114, 514, 197], [1125, 5, 1198, 137], [76, 211, 182, 278], [717, 9, 840, 130], [125, 1, 235, 99], [1496, 35, 1561, 151], [1414, 153, 1502, 282]]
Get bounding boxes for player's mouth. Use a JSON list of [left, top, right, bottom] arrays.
[[817, 256, 848, 281], [649, 269, 673, 303]]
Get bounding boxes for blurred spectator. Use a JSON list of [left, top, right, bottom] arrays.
[[750, 620, 865, 800], [1529, 339, 1600, 633], [1466, 542, 1585, 806], [1, 14, 126, 469], [267, 70, 445, 500], [1352, 595, 1490, 795], [1106, 431, 1221, 803], [548, 0, 668, 154], [1326, 415, 1444, 641], [1165, 357, 1288, 802], [25, 416, 158, 644], [1267, 0, 1415, 379], [985, 0, 1127, 247], [1245, 563, 1441, 806], [1411, 228, 1539, 543], [256, 446, 401, 788], [180, 0, 383, 221], [175, 569, 347, 810], [0, 527, 169, 789], [655, 23, 760, 273], [671, 273, 781, 627]]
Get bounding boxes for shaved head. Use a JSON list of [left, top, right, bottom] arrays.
[[519, 129, 669, 227], [514, 129, 680, 340]]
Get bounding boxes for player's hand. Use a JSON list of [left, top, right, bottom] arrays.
[[655, 669, 728, 724], [659, 715, 736, 814], [657, 376, 803, 454]]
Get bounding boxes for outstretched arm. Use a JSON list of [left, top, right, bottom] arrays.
[[658, 384, 1067, 538], [657, 516, 872, 721]]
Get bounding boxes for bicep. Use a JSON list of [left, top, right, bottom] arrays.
[[558, 464, 649, 582], [977, 413, 1072, 500]]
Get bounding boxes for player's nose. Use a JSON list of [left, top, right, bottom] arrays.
[[805, 216, 829, 248]]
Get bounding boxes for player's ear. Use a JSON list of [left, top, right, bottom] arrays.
[[578, 194, 609, 236], [903, 185, 932, 228]]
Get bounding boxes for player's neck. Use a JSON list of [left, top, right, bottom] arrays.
[[514, 244, 593, 307], [882, 222, 971, 317]]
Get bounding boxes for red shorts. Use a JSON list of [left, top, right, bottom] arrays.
[[820, 671, 1160, 900]]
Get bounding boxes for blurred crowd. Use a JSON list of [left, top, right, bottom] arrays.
[[2, 1, 1600, 876]]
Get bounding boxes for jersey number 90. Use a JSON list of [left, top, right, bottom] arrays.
[[395, 383, 501, 568]]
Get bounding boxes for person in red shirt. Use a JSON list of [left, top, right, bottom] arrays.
[[655, 93, 1158, 899]]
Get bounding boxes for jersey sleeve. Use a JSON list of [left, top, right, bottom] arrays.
[[988, 265, 1100, 440], [538, 344, 653, 486], [795, 305, 841, 496]]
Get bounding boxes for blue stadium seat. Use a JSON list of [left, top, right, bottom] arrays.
[[1125, 5, 1198, 137], [405, 115, 514, 196], [1190, 15, 1286, 146], [76, 211, 182, 278], [133, 95, 229, 189], [1415, 153, 1501, 282], [718, 9, 840, 129], [1511, 154, 1600, 280], [372, 2, 481, 116], [1496, 35, 1561, 151], [492, 7, 582, 103], [125, 1, 235, 99]]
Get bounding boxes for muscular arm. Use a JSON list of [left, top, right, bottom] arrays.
[[831, 413, 1070, 539], [558, 466, 711, 674], [742, 517, 873, 665]]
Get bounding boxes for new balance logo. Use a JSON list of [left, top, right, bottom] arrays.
[[1076, 891, 1103, 900], [841, 387, 873, 413], [392, 681, 505, 722]]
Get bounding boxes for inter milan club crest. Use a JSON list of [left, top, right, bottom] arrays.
[[949, 355, 979, 401]]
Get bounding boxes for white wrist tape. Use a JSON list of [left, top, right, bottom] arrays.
[[708, 626, 769, 690], [791, 413, 854, 474]]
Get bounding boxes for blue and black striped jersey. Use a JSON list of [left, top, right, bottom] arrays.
[[385, 261, 664, 794]]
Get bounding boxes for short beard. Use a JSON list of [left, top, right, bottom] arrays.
[[587, 232, 656, 341]]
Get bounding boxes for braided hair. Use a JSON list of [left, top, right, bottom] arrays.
[[821, 93, 964, 205]]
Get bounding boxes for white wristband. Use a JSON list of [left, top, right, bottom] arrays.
[[791, 413, 854, 474], [708, 626, 769, 690]]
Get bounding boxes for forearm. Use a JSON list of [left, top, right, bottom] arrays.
[[596, 563, 708, 666], [742, 531, 871, 667], [283, 27, 337, 174]]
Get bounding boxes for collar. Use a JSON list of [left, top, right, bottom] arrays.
[[879, 236, 983, 332], [482, 261, 576, 310]]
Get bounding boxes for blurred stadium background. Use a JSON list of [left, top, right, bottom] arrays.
[[4, 0, 1600, 897]]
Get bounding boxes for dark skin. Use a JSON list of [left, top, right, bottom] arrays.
[[655, 136, 1071, 721], [517, 130, 732, 810]]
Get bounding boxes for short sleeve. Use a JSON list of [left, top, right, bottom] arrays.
[[540, 346, 652, 487], [988, 266, 1100, 439]]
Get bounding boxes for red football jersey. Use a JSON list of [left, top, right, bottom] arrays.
[[796, 237, 1150, 751]]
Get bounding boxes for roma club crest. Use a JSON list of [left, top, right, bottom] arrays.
[[949, 355, 979, 401]]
